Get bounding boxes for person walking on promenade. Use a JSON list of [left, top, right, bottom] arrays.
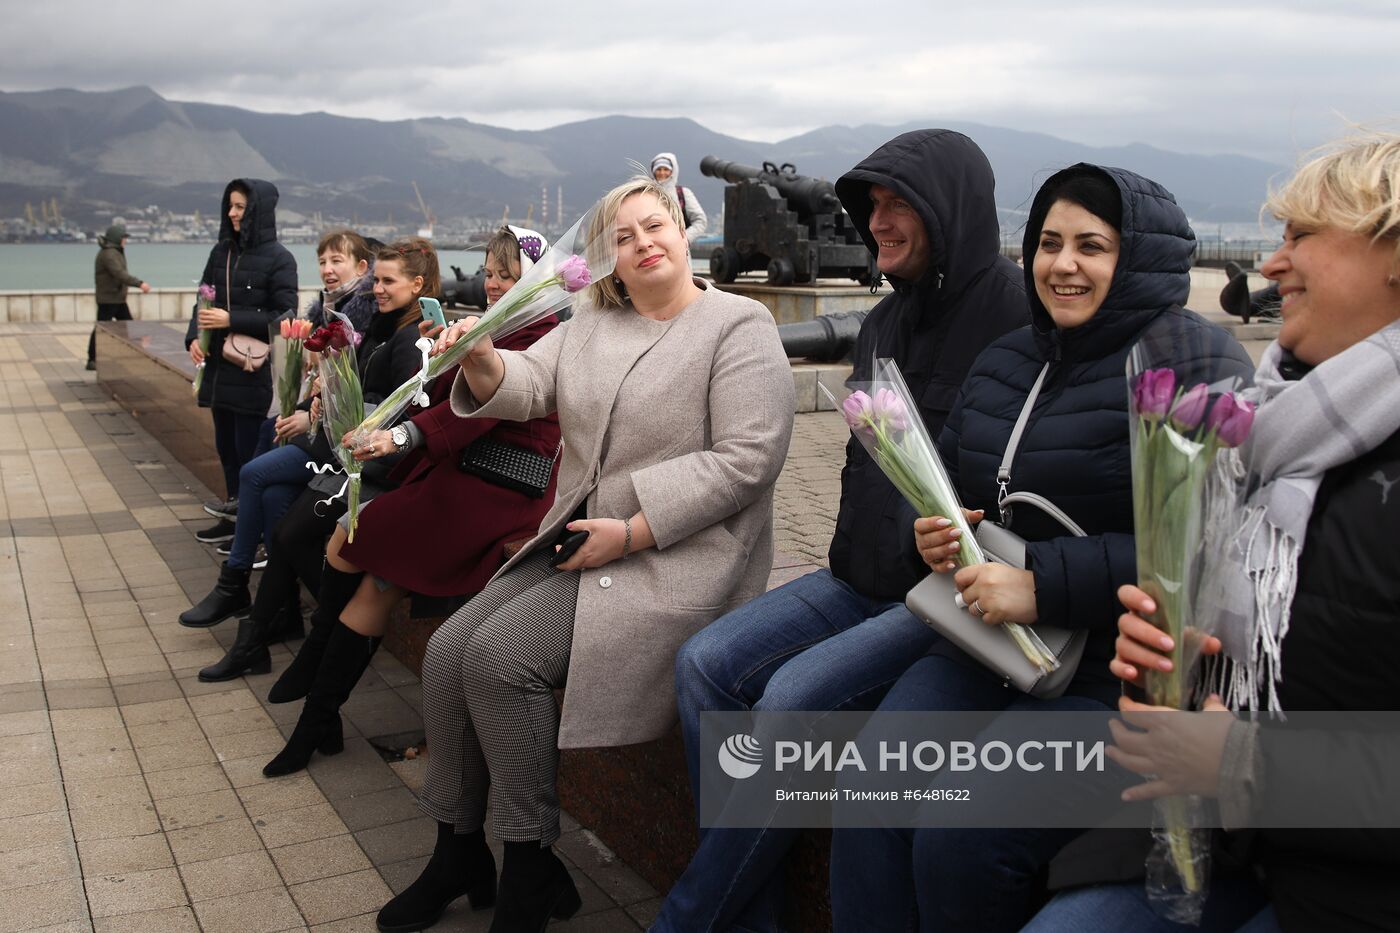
[[87, 223, 150, 370], [374, 176, 794, 933], [651, 152, 707, 243], [186, 178, 298, 544], [651, 129, 1029, 933]]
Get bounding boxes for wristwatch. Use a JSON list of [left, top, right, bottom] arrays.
[[389, 425, 410, 451]]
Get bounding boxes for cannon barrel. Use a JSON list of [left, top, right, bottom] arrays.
[[700, 155, 842, 216], [777, 311, 867, 362], [440, 268, 486, 309]]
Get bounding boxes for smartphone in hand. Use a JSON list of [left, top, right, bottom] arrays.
[[419, 297, 447, 331], [550, 529, 590, 567]]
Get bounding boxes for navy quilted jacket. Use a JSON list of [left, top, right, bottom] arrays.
[[937, 164, 1253, 695]]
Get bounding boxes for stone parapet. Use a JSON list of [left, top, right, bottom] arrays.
[[0, 287, 322, 323]]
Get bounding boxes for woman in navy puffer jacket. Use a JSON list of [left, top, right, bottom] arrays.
[[828, 164, 1254, 932]]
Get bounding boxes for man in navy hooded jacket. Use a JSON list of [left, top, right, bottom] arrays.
[[655, 130, 1029, 931]]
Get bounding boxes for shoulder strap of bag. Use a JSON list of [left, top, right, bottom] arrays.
[[996, 362, 1049, 523]]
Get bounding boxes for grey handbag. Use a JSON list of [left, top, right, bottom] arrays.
[[904, 364, 1089, 699]]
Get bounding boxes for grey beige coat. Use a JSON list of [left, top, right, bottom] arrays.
[[452, 280, 795, 747]]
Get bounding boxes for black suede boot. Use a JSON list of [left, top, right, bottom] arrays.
[[376, 823, 496, 931], [487, 842, 580, 933], [267, 566, 363, 704], [270, 590, 305, 642], [178, 562, 252, 628], [197, 614, 273, 682], [262, 621, 379, 777]]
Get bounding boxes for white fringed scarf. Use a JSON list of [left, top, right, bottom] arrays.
[[1207, 319, 1400, 710]]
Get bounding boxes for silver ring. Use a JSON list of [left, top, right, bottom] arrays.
[[972, 599, 984, 616], [954, 592, 966, 610]]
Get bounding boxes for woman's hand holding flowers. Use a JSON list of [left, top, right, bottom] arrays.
[[196, 308, 231, 329], [1107, 693, 1234, 802], [274, 411, 310, 442], [915, 508, 985, 572], [1110, 584, 1222, 689], [433, 316, 495, 366], [953, 562, 1038, 625], [343, 428, 396, 461]]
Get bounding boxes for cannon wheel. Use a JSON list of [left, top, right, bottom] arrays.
[[766, 257, 796, 286], [711, 248, 742, 284]]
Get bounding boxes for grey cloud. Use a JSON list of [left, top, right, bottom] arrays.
[[2, 0, 1397, 162]]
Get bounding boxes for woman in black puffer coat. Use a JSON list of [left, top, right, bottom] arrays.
[[185, 178, 299, 524], [827, 164, 1255, 933]]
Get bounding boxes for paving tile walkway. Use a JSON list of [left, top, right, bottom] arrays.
[[0, 322, 850, 933]]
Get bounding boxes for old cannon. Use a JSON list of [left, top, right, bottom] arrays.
[[777, 311, 867, 362], [700, 156, 877, 286], [440, 265, 486, 309]]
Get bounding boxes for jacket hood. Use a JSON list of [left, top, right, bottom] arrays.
[[651, 151, 680, 185], [218, 178, 280, 250], [1022, 163, 1195, 359], [835, 129, 1002, 295]]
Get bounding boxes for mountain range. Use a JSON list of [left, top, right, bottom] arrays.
[[0, 86, 1283, 230]]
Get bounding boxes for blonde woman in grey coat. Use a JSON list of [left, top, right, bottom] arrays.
[[376, 177, 795, 933]]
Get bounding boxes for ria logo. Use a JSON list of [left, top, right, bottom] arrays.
[[718, 734, 764, 780]]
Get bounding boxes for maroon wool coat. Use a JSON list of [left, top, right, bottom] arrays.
[[338, 317, 561, 597]]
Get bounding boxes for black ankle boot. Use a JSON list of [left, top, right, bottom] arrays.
[[179, 562, 252, 628], [263, 621, 378, 778], [197, 615, 273, 682], [376, 823, 496, 932], [488, 842, 580, 933], [268, 566, 363, 704]]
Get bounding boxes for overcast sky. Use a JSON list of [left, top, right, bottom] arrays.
[[3, 0, 1396, 165]]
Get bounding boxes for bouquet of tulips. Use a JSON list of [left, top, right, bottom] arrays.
[[824, 358, 1061, 673], [304, 311, 365, 539], [349, 204, 617, 449], [1127, 354, 1256, 921], [191, 283, 216, 395], [275, 317, 314, 443]]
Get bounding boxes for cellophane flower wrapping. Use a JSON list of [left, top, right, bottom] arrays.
[[274, 317, 313, 444], [824, 357, 1061, 673], [192, 283, 216, 395], [1127, 345, 1256, 923], [351, 204, 618, 443], [306, 310, 365, 540]]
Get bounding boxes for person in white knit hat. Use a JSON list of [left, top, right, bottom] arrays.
[[651, 152, 707, 244]]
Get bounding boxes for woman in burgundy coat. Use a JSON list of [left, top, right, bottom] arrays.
[[262, 227, 561, 777]]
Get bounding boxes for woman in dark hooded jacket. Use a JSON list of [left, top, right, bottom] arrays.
[[185, 178, 299, 536], [826, 164, 1254, 932]]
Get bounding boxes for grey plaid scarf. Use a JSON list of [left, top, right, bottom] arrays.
[[1209, 318, 1400, 710]]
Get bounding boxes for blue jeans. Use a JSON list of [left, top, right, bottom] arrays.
[[226, 444, 312, 570], [211, 408, 264, 499], [652, 569, 939, 933], [828, 652, 1114, 933], [1024, 878, 1275, 933], [252, 416, 277, 459]]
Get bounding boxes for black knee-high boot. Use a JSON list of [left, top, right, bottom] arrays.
[[376, 822, 496, 931], [488, 842, 581, 933], [268, 565, 363, 704], [262, 621, 379, 778]]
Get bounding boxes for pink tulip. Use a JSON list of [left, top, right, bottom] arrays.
[[1133, 368, 1176, 420], [841, 390, 877, 441], [197, 283, 216, 303], [558, 255, 591, 293], [872, 387, 909, 432], [279, 319, 292, 339], [1206, 393, 1256, 447], [1169, 383, 1209, 431]]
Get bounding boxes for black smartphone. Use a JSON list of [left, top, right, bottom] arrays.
[[550, 529, 590, 567]]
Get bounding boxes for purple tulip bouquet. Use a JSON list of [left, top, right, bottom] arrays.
[[349, 204, 617, 448], [1127, 356, 1256, 919], [825, 358, 1062, 674]]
